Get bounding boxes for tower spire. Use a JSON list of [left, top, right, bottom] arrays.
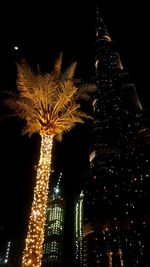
[[95, 7, 111, 41]]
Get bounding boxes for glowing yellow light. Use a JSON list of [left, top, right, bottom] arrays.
[[22, 135, 53, 267], [4, 55, 92, 267]]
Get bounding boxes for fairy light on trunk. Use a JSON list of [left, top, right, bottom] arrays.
[[22, 135, 53, 267]]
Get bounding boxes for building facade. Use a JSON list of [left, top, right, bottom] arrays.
[[83, 14, 150, 267], [74, 191, 84, 267], [42, 173, 65, 267]]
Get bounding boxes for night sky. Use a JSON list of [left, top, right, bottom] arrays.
[[0, 0, 150, 262]]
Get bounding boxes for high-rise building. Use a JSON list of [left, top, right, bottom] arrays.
[[0, 239, 20, 267], [83, 12, 150, 267], [0, 241, 11, 266], [42, 173, 65, 267], [74, 191, 84, 267]]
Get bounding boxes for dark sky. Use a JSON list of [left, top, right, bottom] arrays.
[[0, 0, 150, 260]]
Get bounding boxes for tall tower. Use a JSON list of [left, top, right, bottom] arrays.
[[74, 191, 84, 267], [42, 173, 65, 267], [83, 10, 150, 267], [3, 241, 11, 264]]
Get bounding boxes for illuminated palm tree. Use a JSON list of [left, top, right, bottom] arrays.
[[4, 54, 95, 267]]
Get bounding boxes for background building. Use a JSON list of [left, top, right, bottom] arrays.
[[83, 14, 150, 267], [0, 241, 11, 266], [0, 240, 20, 267], [74, 191, 84, 267], [42, 173, 65, 267]]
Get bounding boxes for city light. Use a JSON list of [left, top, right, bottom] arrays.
[[4, 54, 91, 267], [22, 135, 53, 267], [14, 46, 19, 50]]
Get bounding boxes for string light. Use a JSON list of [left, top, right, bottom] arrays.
[[4, 54, 91, 267], [22, 135, 53, 267]]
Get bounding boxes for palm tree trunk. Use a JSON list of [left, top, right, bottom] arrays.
[[21, 134, 53, 267]]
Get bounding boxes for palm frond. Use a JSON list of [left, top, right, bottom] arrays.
[[63, 62, 77, 80], [16, 62, 38, 97], [4, 55, 92, 138], [52, 52, 63, 78], [77, 83, 97, 100], [55, 134, 63, 142]]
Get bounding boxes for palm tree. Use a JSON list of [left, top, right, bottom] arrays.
[[4, 53, 95, 267]]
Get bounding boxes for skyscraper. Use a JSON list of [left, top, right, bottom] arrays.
[[42, 173, 65, 267], [83, 12, 150, 267], [0, 241, 11, 266], [74, 191, 84, 267]]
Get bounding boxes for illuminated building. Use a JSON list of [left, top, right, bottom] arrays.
[[0, 241, 11, 266], [83, 11, 150, 267], [4, 241, 11, 264], [42, 173, 65, 267], [74, 191, 84, 267]]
